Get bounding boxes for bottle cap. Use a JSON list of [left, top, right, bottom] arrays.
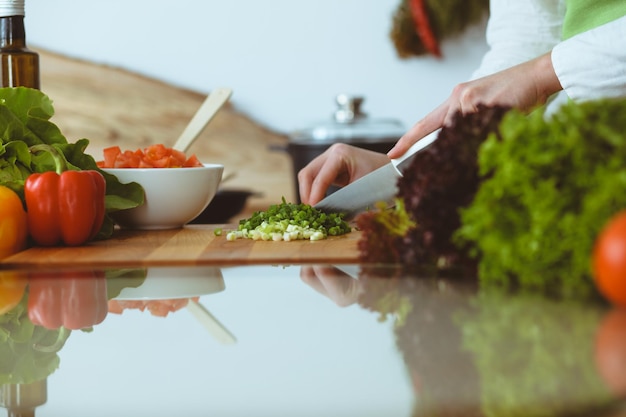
[[0, 0, 24, 16]]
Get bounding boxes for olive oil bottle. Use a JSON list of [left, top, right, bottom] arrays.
[[0, 0, 39, 89]]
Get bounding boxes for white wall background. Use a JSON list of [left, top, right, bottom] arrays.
[[25, 0, 488, 136]]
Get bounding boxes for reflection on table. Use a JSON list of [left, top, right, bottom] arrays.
[[0, 264, 625, 416]]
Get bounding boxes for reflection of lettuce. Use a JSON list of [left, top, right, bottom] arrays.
[[456, 289, 612, 416], [0, 294, 70, 385], [389, 276, 481, 417], [0, 269, 146, 386], [357, 266, 413, 327], [357, 266, 475, 328], [358, 269, 481, 415], [105, 268, 148, 299], [360, 271, 618, 416]]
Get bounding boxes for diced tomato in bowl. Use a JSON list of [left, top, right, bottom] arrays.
[[97, 144, 204, 169], [107, 297, 200, 317], [98, 144, 224, 229]]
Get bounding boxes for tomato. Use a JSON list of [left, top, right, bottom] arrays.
[[592, 211, 626, 307], [0, 271, 28, 315], [594, 308, 626, 396], [101, 146, 121, 168], [97, 144, 203, 168], [183, 154, 202, 167], [107, 297, 199, 317]]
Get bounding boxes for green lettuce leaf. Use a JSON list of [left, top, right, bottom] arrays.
[[455, 98, 626, 298], [0, 86, 144, 239]]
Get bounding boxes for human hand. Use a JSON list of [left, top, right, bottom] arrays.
[[297, 143, 391, 206], [388, 53, 562, 159], [300, 265, 363, 307]]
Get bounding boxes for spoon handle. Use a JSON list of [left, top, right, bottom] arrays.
[[173, 87, 233, 153], [187, 299, 237, 345]]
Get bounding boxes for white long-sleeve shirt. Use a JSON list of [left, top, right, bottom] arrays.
[[553, 15, 626, 100], [471, 0, 626, 102]]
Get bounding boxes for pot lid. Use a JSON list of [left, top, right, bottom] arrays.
[[289, 94, 405, 143]]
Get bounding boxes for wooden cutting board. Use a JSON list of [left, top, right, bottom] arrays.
[[1, 225, 362, 269]]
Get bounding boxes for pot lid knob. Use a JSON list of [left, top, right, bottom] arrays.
[[288, 93, 405, 143], [334, 94, 366, 123]]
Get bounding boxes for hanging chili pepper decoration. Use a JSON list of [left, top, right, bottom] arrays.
[[25, 145, 106, 247], [408, 0, 442, 57]]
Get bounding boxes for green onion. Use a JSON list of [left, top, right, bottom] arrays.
[[226, 197, 351, 241]]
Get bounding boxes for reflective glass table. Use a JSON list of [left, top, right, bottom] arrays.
[[1, 263, 625, 417]]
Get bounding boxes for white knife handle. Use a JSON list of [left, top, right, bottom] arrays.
[[391, 128, 441, 171]]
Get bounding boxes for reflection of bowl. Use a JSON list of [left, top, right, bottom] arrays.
[[190, 189, 259, 224], [102, 164, 224, 230], [114, 266, 225, 300]]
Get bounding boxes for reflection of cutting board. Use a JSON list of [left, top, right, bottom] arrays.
[[2, 225, 361, 268]]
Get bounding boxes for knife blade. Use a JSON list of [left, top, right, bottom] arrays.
[[314, 129, 440, 219]]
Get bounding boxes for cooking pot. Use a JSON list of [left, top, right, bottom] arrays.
[[275, 94, 406, 203]]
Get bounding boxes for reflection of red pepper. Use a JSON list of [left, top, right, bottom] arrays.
[[25, 145, 106, 246], [409, 0, 441, 58], [27, 270, 108, 330]]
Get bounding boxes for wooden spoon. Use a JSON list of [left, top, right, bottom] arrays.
[[173, 88, 234, 344], [187, 299, 236, 345], [172, 87, 233, 153]]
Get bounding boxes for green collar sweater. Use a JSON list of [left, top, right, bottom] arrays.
[[563, 0, 626, 38]]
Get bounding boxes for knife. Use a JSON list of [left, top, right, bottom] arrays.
[[314, 129, 440, 219]]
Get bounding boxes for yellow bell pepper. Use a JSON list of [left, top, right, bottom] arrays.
[[0, 271, 28, 315], [0, 185, 28, 259]]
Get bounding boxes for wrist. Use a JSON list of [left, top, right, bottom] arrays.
[[533, 52, 563, 102]]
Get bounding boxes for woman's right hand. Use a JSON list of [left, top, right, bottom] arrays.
[[388, 52, 562, 159], [297, 143, 391, 206]]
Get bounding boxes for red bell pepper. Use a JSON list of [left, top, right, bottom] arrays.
[[25, 145, 106, 246], [27, 270, 108, 330]]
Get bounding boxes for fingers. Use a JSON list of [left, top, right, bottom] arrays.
[[305, 161, 343, 206], [297, 153, 326, 205], [300, 265, 361, 307], [298, 144, 389, 206], [298, 144, 350, 205], [387, 79, 494, 159], [387, 101, 449, 159]]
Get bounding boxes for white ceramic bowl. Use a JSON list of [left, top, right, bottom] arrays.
[[114, 266, 225, 300], [103, 163, 224, 230]]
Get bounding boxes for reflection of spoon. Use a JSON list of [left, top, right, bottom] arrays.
[[172, 87, 233, 153], [187, 300, 236, 345]]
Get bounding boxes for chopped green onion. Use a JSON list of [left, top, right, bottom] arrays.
[[226, 197, 351, 241]]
